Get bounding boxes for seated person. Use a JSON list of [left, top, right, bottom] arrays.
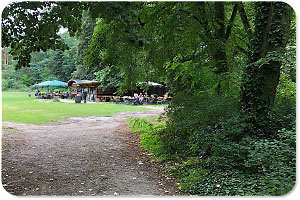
[[133, 93, 139, 105], [138, 93, 144, 104], [152, 94, 158, 104], [64, 92, 69, 99], [164, 92, 169, 98]]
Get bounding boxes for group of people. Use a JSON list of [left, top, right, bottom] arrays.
[[29, 89, 70, 99], [133, 93, 145, 105], [28, 89, 40, 97], [29, 89, 169, 104], [133, 92, 165, 105]]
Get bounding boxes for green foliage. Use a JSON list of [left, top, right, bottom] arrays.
[[2, 32, 77, 89], [2, 2, 84, 69], [164, 56, 210, 93], [19, 74, 34, 87], [167, 149, 295, 196], [2, 59, 30, 91], [83, 18, 109, 70], [50, 49, 76, 82], [272, 74, 296, 132], [84, 13, 163, 93], [281, 45, 296, 82], [2, 2, 296, 196], [240, 2, 294, 139], [72, 11, 96, 80], [127, 117, 178, 161], [133, 74, 295, 195], [94, 66, 123, 88], [128, 117, 155, 134], [136, 110, 295, 195], [162, 91, 239, 156]]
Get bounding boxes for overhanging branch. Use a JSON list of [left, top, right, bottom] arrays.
[[225, 3, 238, 40], [237, 2, 252, 40]]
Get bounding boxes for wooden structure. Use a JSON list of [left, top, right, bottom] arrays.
[[68, 80, 100, 102], [67, 79, 170, 104], [96, 87, 118, 102]]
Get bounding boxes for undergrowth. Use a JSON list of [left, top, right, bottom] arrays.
[[127, 86, 296, 196]]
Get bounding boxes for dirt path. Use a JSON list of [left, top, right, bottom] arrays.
[[2, 106, 181, 196]]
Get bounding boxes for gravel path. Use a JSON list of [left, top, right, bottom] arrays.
[[2, 106, 181, 196]]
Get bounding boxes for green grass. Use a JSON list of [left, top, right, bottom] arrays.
[[2, 92, 151, 124]]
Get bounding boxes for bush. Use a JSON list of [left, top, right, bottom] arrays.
[[165, 126, 296, 195], [273, 74, 296, 131], [128, 117, 174, 161], [161, 91, 239, 157], [129, 81, 296, 196], [2, 78, 30, 92]]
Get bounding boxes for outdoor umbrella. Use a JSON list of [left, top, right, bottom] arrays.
[[137, 82, 165, 102], [137, 81, 163, 87], [33, 80, 68, 88]]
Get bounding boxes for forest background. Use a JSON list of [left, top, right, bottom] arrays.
[[1, 0, 297, 196]]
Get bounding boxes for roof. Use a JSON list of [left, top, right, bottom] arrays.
[[68, 80, 100, 87]]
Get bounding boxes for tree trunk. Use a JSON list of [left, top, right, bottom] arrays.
[[213, 2, 227, 75], [213, 2, 227, 94], [242, 2, 293, 111]]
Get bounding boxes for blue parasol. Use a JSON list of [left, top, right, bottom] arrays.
[[33, 80, 68, 88]]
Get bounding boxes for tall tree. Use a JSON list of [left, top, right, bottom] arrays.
[[240, 2, 293, 137], [72, 10, 96, 80], [242, 2, 293, 111]]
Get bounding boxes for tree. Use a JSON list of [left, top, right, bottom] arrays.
[[241, 2, 293, 114], [1, 2, 296, 195], [72, 10, 97, 80], [1, 1, 83, 69], [136, 2, 248, 95]]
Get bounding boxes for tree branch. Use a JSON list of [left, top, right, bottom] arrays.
[[237, 2, 252, 39], [178, 9, 202, 25], [197, 2, 212, 39], [177, 4, 212, 40], [225, 3, 238, 40], [236, 45, 249, 55]]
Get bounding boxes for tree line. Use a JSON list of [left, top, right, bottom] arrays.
[[1, 1, 296, 195]]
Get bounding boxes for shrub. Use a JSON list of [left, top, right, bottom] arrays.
[[162, 116, 296, 196], [162, 91, 239, 157], [128, 80, 296, 196], [273, 74, 296, 131], [128, 117, 175, 161]]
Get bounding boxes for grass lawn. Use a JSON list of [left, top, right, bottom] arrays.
[[2, 92, 152, 124]]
